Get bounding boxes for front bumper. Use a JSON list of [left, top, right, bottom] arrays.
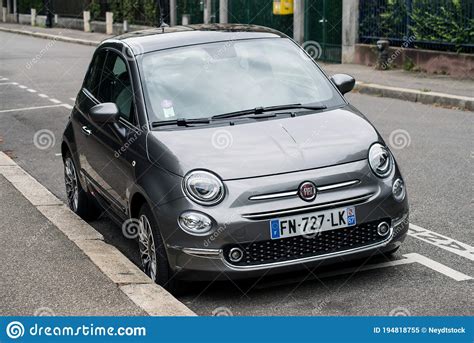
[[167, 212, 408, 281], [154, 159, 409, 281]]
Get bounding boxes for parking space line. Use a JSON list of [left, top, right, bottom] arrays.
[[49, 98, 61, 104], [0, 82, 18, 86], [62, 104, 73, 110], [404, 253, 472, 281], [38, 94, 48, 98], [69, 97, 76, 101], [0, 77, 9, 81], [409, 224, 474, 261], [18, 85, 27, 89], [27, 88, 37, 93], [260, 253, 471, 290], [0, 104, 66, 114]]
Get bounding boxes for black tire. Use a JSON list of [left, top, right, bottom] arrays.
[[382, 246, 400, 258], [137, 203, 177, 292], [63, 152, 102, 221]]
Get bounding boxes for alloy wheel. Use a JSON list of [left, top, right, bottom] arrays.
[[138, 214, 158, 281], [64, 157, 79, 212]]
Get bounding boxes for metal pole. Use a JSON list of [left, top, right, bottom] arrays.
[[293, 0, 305, 44], [169, 0, 176, 26], [219, 0, 228, 24]]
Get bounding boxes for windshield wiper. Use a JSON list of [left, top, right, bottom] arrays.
[[212, 103, 327, 119], [151, 118, 210, 127]]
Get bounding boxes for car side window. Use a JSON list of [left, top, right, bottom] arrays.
[[83, 50, 107, 98], [98, 51, 135, 123]]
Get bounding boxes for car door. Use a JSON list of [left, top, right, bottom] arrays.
[[74, 48, 138, 217]]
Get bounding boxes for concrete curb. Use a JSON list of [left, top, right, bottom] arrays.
[[0, 152, 196, 316], [2, 25, 472, 111], [0, 26, 100, 46], [355, 81, 474, 111]]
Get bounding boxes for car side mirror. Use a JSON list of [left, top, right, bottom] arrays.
[[89, 103, 119, 123], [331, 74, 356, 95]]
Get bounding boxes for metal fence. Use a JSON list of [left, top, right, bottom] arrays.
[[359, 0, 474, 53]]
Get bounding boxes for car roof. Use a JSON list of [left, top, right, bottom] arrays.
[[101, 24, 288, 55]]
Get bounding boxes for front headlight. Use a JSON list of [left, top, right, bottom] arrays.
[[183, 170, 225, 205], [178, 211, 213, 235], [368, 143, 393, 178]]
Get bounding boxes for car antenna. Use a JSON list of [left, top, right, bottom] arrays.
[[157, 0, 169, 33]]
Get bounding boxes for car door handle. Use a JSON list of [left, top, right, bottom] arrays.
[[81, 126, 92, 136]]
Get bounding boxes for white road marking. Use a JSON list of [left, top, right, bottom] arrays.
[[38, 93, 48, 98], [409, 224, 474, 261], [62, 104, 73, 110], [49, 98, 61, 104], [261, 253, 471, 289], [0, 82, 18, 86], [404, 253, 472, 281], [318, 253, 471, 281], [0, 104, 65, 113], [0, 77, 9, 81], [69, 97, 76, 101], [27, 88, 37, 93], [55, 153, 62, 156], [18, 85, 27, 89]]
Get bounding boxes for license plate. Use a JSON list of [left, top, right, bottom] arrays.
[[269, 206, 356, 240]]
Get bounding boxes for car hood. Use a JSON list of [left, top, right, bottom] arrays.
[[147, 106, 381, 180]]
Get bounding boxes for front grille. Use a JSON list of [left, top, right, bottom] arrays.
[[223, 219, 390, 266]]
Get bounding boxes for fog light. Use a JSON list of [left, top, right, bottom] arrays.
[[178, 211, 212, 236], [377, 222, 390, 236], [392, 178, 406, 202], [229, 247, 244, 263]]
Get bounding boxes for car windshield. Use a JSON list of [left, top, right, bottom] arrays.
[[139, 38, 346, 122]]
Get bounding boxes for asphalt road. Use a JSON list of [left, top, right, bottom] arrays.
[[0, 31, 472, 316]]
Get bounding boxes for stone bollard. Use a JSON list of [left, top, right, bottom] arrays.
[[105, 12, 113, 35], [83, 11, 91, 32], [376, 39, 390, 70], [31, 8, 36, 26], [54, 14, 58, 25], [123, 20, 128, 33], [2, 7, 6, 23], [182, 14, 190, 25]]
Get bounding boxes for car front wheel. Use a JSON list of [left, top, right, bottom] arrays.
[[137, 203, 176, 291], [63, 152, 101, 220]]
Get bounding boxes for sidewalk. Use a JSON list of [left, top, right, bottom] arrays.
[[0, 152, 194, 316], [0, 22, 109, 45], [319, 62, 473, 99], [0, 22, 472, 110], [0, 175, 145, 315]]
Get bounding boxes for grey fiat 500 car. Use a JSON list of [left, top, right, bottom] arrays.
[[62, 24, 409, 290]]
